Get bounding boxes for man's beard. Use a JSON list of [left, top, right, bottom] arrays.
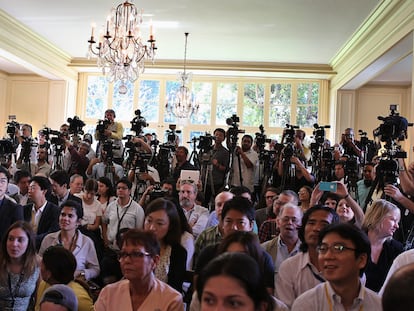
[[180, 198, 193, 208]]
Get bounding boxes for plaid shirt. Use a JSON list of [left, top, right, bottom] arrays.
[[258, 219, 279, 243], [193, 225, 222, 268]]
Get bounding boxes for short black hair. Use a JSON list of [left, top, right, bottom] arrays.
[[116, 178, 132, 190], [14, 170, 31, 184], [214, 128, 226, 137], [221, 196, 255, 222], [0, 166, 10, 182], [50, 170, 70, 187], [30, 176, 51, 191], [42, 246, 77, 284], [298, 204, 339, 252], [318, 223, 370, 276], [60, 200, 84, 220]]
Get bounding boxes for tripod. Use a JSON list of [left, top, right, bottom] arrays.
[[188, 138, 200, 170], [200, 150, 215, 209]]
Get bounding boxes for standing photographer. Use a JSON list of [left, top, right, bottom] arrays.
[[95, 109, 124, 165], [15, 123, 37, 175], [230, 134, 258, 193], [340, 128, 363, 159]]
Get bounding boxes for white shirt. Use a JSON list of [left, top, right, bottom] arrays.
[[182, 204, 209, 238], [103, 198, 144, 249], [230, 148, 258, 192], [292, 281, 381, 311]]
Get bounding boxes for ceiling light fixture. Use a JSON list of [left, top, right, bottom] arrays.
[[87, 1, 157, 94], [165, 32, 199, 121]]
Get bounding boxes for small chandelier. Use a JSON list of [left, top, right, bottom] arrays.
[[165, 32, 199, 120], [87, 1, 156, 94]]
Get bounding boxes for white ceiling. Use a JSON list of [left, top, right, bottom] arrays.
[[0, 0, 411, 86]]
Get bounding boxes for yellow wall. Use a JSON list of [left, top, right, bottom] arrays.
[[0, 74, 68, 136]]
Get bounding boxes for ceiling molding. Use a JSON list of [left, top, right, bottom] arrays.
[[0, 9, 77, 81]]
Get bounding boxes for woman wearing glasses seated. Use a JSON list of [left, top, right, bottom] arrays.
[[143, 198, 187, 292], [94, 229, 184, 311]]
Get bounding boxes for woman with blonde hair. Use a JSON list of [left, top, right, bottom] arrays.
[[362, 199, 403, 292]]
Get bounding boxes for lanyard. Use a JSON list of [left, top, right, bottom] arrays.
[[8, 272, 24, 308], [116, 199, 133, 234], [324, 283, 363, 311], [307, 263, 325, 283]]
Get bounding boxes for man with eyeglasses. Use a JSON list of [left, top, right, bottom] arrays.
[[292, 223, 381, 310], [0, 166, 24, 241], [255, 187, 279, 230], [258, 189, 298, 243], [261, 203, 302, 278], [275, 205, 339, 308], [102, 178, 145, 250]]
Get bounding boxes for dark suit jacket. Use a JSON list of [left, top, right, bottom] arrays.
[[23, 201, 60, 250], [0, 197, 24, 241], [168, 243, 187, 292]]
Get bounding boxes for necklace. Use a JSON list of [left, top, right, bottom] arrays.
[[7, 271, 24, 309], [59, 230, 78, 252]]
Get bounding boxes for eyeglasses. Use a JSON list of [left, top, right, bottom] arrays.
[[317, 243, 357, 254], [118, 250, 151, 260], [280, 216, 300, 224]]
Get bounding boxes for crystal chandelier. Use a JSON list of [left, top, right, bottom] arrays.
[[165, 33, 199, 120], [87, 1, 156, 94]]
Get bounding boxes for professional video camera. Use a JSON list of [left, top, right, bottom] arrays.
[[164, 124, 180, 147], [312, 123, 330, 145], [255, 125, 271, 151], [6, 121, 19, 138], [197, 133, 215, 154], [373, 105, 412, 186], [67, 116, 85, 136], [373, 104, 412, 146], [282, 124, 299, 158], [0, 139, 14, 156], [96, 119, 111, 141], [226, 114, 245, 150], [130, 109, 148, 135], [41, 127, 64, 145]]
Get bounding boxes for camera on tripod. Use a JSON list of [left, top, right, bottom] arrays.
[[67, 116, 85, 135], [41, 127, 65, 146], [255, 125, 271, 151], [282, 124, 299, 158], [197, 133, 215, 153], [226, 114, 245, 140], [313, 123, 330, 145], [130, 110, 148, 135], [165, 124, 181, 147]]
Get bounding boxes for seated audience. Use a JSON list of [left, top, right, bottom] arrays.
[[382, 263, 414, 311], [292, 223, 381, 310], [36, 245, 94, 311], [275, 205, 339, 308], [143, 198, 187, 292], [196, 252, 288, 311], [362, 199, 403, 292], [39, 200, 100, 281], [94, 230, 184, 311], [39, 284, 78, 311], [0, 221, 39, 310]]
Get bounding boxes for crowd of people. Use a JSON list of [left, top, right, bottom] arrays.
[[1, 109, 414, 310]]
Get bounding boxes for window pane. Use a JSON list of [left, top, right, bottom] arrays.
[[216, 83, 238, 125], [296, 105, 318, 127], [269, 83, 291, 127], [86, 76, 108, 119], [297, 83, 319, 105], [296, 82, 319, 127], [243, 83, 264, 127], [190, 82, 212, 125], [113, 80, 134, 121], [164, 80, 181, 123], [139, 80, 160, 123]]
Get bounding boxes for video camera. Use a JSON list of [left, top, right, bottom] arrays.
[[226, 114, 245, 139], [130, 110, 148, 135], [96, 119, 111, 141], [255, 125, 271, 151], [165, 124, 181, 146], [149, 183, 169, 200], [197, 133, 215, 153], [282, 124, 299, 158], [312, 123, 330, 145], [67, 116, 85, 135], [373, 105, 413, 145], [41, 127, 65, 146]]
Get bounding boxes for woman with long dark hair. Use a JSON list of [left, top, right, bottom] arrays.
[[0, 221, 39, 311]]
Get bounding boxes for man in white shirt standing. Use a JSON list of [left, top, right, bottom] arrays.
[[179, 180, 209, 238], [230, 134, 258, 193]]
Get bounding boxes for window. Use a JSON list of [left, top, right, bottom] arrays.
[[80, 73, 324, 148]]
